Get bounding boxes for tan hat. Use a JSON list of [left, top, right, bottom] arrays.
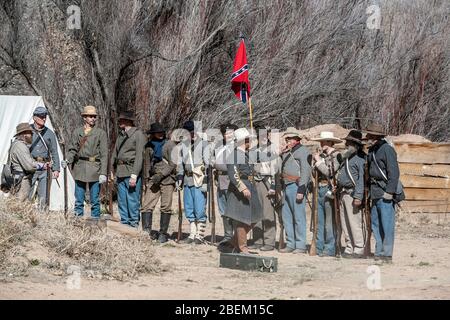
[[282, 127, 302, 140], [363, 123, 386, 136], [311, 131, 343, 143], [15, 123, 33, 136], [81, 105, 98, 116]]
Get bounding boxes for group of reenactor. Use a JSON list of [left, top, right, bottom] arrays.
[[3, 105, 403, 263]]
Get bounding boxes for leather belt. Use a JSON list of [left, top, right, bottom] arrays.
[[283, 174, 300, 183], [216, 170, 228, 175], [185, 171, 193, 177], [79, 156, 100, 163], [34, 157, 50, 162]]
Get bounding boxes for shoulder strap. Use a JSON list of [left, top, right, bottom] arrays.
[[32, 127, 49, 152], [372, 152, 388, 182], [345, 158, 356, 187], [116, 133, 130, 154]]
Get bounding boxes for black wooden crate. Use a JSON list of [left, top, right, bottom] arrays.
[[219, 253, 278, 272]]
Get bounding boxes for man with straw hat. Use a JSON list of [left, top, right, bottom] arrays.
[[311, 131, 343, 257], [62, 106, 108, 219], [276, 127, 311, 254], [364, 123, 402, 263], [337, 130, 366, 258], [221, 128, 262, 254], [4, 123, 47, 200], [111, 111, 147, 228]]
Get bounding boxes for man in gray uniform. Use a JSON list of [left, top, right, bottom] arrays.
[[275, 127, 311, 254], [7, 123, 47, 200], [29, 107, 60, 209], [250, 127, 281, 252], [213, 123, 238, 246], [311, 131, 343, 257], [337, 130, 366, 258], [223, 128, 262, 254], [176, 120, 210, 244], [365, 123, 402, 263]]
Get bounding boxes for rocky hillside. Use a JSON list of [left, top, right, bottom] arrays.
[[0, 0, 448, 142]]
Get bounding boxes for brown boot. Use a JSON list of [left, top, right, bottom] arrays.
[[236, 225, 249, 253]]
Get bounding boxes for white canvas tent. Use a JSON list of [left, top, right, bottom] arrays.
[[0, 95, 75, 211]]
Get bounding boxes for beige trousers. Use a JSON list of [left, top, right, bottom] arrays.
[[141, 184, 174, 214], [13, 175, 32, 202], [340, 191, 365, 255]]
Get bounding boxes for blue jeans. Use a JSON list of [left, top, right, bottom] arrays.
[[184, 185, 207, 223], [217, 188, 233, 241], [316, 186, 335, 256], [282, 183, 307, 250], [371, 198, 396, 257], [74, 180, 100, 218], [117, 177, 142, 227], [217, 188, 227, 216]]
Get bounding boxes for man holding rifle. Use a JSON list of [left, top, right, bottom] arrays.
[[62, 106, 108, 219], [250, 126, 281, 252], [364, 123, 402, 264], [337, 130, 366, 259], [29, 106, 60, 210], [141, 122, 177, 243], [214, 123, 238, 248], [176, 121, 209, 244], [311, 131, 342, 257]]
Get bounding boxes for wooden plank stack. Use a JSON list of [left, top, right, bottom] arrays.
[[395, 143, 450, 213]]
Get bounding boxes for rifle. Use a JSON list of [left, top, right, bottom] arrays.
[[177, 188, 183, 242], [46, 160, 52, 208], [363, 159, 372, 257], [330, 159, 342, 257], [206, 140, 216, 244], [309, 169, 319, 256], [271, 172, 284, 250], [62, 142, 68, 218], [209, 167, 216, 244]]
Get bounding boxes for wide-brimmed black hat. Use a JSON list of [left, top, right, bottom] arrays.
[[118, 111, 136, 122], [147, 122, 165, 134], [344, 129, 363, 145]]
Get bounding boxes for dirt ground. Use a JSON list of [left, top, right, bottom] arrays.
[[1, 203, 450, 300]]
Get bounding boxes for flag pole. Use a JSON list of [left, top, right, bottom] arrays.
[[248, 96, 254, 131]]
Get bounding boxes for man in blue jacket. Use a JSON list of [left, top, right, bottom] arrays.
[[364, 123, 401, 263], [29, 106, 60, 210]]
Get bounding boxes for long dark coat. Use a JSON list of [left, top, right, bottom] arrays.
[[224, 147, 262, 225]]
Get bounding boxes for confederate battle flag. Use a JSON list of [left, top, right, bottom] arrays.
[[231, 39, 251, 103]]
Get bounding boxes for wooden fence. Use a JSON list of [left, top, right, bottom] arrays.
[[395, 143, 450, 213]]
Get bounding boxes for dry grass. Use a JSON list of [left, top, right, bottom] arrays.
[[0, 197, 162, 281]]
